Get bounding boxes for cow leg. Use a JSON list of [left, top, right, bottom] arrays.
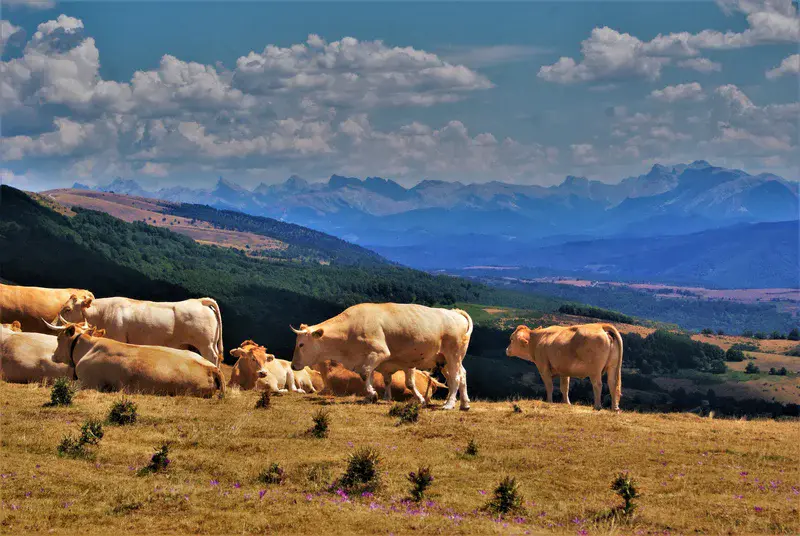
[[539, 368, 554, 403], [561, 376, 571, 405], [607, 368, 620, 412], [361, 351, 386, 403], [442, 359, 461, 410], [458, 364, 470, 411], [404, 368, 426, 405], [591, 375, 603, 410], [383, 373, 393, 402], [198, 342, 220, 367]]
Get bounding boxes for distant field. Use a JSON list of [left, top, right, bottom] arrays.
[[530, 277, 800, 309], [1, 382, 798, 535], [45, 190, 287, 255]]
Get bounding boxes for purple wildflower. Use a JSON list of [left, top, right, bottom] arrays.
[[210, 479, 219, 487], [478, 490, 487, 495], [233, 482, 241, 489], [259, 489, 267, 500], [361, 491, 374, 499], [754, 506, 763, 512], [305, 493, 313, 501], [184, 495, 190, 501], [10, 504, 19, 511]]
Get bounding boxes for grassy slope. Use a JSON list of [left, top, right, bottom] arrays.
[[1, 382, 798, 535]]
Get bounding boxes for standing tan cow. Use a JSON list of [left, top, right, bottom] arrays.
[[44, 321, 225, 397], [312, 360, 446, 403], [506, 323, 623, 411], [0, 283, 94, 334], [57, 296, 224, 366], [1, 324, 71, 383], [290, 303, 473, 410], [228, 340, 307, 393]]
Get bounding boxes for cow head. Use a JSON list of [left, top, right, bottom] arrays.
[[506, 325, 534, 360], [229, 340, 274, 388], [42, 320, 105, 365], [289, 323, 324, 371], [57, 294, 93, 324]]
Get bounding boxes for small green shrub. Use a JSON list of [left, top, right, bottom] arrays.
[[389, 401, 420, 424], [512, 403, 522, 413], [45, 378, 76, 407], [57, 435, 87, 458], [140, 443, 170, 475], [80, 419, 104, 445], [611, 472, 640, 517], [484, 476, 524, 516], [258, 463, 285, 485], [725, 347, 746, 362], [255, 389, 271, 409], [465, 438, 479, 457], [334, 447, 382, 495], [108, 398, 138, 425], [309, 409, 330, 438], [407, 466, 434, 502]]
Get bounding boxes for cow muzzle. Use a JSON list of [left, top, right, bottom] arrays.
[[291, 362, 303, 371]]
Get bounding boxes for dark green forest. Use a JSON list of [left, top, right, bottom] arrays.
[[166, 203, 388, 266], [0, 186, 549, 359]]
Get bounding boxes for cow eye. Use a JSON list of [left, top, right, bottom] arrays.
[[298, 343, 304, 348]]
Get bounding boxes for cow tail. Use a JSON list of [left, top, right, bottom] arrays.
[[453, 308, 473, 346], [201, 298, 224, 365], [605, 325, 623, 403]]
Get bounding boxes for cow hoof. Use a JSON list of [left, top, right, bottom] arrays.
[[442, 404, 455, 411], [366, 393, 379, 404], [459, 405, 471, 412]]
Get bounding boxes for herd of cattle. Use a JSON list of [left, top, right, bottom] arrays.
[[0, 283, 623, 411]]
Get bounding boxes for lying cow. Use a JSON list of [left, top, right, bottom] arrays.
[[290, 303, 473, 410], [44, 321, 225, 397], [0, 283, 94, 334], [313, 360, 446, 403], [506, 323, 623, 411], [1, 323, 71, 383], [228, 340, 311, 393], [57, 295, 224, 366]]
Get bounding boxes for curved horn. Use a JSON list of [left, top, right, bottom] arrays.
[[42, 318, 68, 331], [290, 325, 305, 334], [58, 314, 69, 325]]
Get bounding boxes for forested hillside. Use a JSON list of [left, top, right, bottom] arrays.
[[0, 186, 553, 359]]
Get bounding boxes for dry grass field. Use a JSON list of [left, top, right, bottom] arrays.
[[43, 190, 286, 255], [1, 381, 798, 535]]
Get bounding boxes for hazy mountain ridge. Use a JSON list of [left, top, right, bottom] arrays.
[[87, 161, 800, 287]]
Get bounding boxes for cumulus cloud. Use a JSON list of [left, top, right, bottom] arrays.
[[649, 82, 706, 102], [766, 53, 800, 78], [539, 0, 799, 84], [232, 35, 493, 109], [678, 57, 723, 73]]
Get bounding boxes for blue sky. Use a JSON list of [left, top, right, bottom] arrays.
[[1, 0, 798, 190]]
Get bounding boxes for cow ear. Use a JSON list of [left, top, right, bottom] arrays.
[[64, 325, 76, 337], [82, 297, 93, 308], [95, 329, 106, 337], [265, 354, 275, 362], [12, 321, 21, 330], [518, 330, 530, 344], [312, 328, 324, 339]]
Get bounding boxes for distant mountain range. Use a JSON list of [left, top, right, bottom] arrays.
[[82, 161, 799, 287]]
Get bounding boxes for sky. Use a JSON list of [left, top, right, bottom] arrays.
[[1, 0, 798, 191]]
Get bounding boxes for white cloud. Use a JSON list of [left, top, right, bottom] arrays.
[[678, 57, 722, 73], [539, 0, 799, 84], [2, 0, 55, 10], [232, 34, 493, 110], [140, 162, 169, 177], [766, 53, 800, 79], [649, 82, 706, 103], [0, 20, 22, 55], [570, 143, 599, 165]]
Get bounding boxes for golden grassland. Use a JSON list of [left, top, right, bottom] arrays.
[[1, 382, 799, 535]]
